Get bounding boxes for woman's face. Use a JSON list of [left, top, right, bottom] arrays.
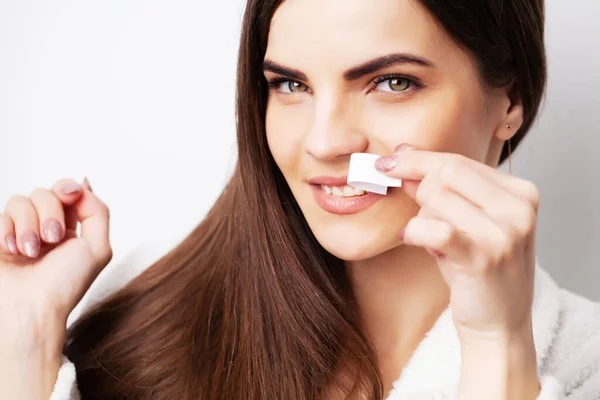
[[264, 0, 515, 261]]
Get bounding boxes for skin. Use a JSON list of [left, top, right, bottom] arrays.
[[0, 0, 540, 398], [265, 0, 541, 398], [0, 178, 112, 399]]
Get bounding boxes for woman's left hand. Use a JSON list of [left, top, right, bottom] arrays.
[[375, 144, 541, 398]]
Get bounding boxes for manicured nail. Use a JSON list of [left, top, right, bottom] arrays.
[[375, 155, 397, 172], [42, 219, 63, 243], [59, 181, 82, 195], [22, 232, 41, 258], [399, 227, 407, 241], [83, 177, 93, 192], [394, 143, 416, 152], [5, 234, 18, 255]]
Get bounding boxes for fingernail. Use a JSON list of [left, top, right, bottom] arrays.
[[22, 232, 41, 258], [42, 219, 63, 243], [375, 155, 397, 172], [5, 234, 18, 255], [83, 177, 93, 192], [399, 227, 407, 241], [59, 181, 82, 195], [394, 143, 416, 152]]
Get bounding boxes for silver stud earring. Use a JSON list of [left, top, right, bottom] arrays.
[[506, 124, 512, 129]]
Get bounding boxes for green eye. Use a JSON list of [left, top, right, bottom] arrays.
[[373, 76, 417, 93], [267, 79, 311, 95], [288, 81, 308, 93], [388, 78, 410, 91]]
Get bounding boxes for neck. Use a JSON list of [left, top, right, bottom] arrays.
[[346, 245, 450, 366]]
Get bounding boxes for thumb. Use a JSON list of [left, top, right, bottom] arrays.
[[74, 177, 112, 264], [401, 179, 421, 201], [49, 178, 112, 314]]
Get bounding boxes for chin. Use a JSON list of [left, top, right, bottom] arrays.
[[307, 218, 402, 261], [292, 185, 417, 261]]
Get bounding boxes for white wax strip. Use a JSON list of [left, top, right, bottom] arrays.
[[347, 153, 402, 195]]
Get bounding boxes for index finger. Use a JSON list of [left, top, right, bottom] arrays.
[[377, 147, 522, 183], [376, 147, 539, 208], [375, 148, 456, 180]]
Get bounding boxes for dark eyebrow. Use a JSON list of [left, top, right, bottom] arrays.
[[343, 53, 434, 81], [263, 53, 434, 84], [263, 60, 308, 82]]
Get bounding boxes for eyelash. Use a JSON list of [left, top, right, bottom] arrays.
[[267, 78, 309, 92], [371, 74, 423, 93], [267, 74, 423, 95]]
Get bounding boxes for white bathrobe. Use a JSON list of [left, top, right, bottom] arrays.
[[50, 263, 600, 399]]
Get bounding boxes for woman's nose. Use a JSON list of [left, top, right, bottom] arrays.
[[303, 98, 368, 161]]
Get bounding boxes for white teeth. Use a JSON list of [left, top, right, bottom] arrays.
[[343, 186, 355, 197], [321, 184, 367, 197], [331, 186, 344, 196]]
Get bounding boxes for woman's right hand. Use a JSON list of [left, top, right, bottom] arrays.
[[0, 178, 112, 399]]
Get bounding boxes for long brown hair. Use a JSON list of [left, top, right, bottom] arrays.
[[64, 1, 546, 398]]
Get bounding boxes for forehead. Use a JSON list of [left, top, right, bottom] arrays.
[[266, 0, 459, 70]]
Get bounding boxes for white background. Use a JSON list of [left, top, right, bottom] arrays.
[[1, 0, 599, 314]]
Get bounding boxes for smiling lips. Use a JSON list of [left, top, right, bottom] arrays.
[[308, 177, 384, 215]]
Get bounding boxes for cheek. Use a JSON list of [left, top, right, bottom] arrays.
[[364, 87, 490, 160], [265, 102, 307, 177]]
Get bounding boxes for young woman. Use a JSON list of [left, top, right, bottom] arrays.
[[2, 0, 599, 399]]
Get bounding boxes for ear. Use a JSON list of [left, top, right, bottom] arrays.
[[494, 81, 524, 141]]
